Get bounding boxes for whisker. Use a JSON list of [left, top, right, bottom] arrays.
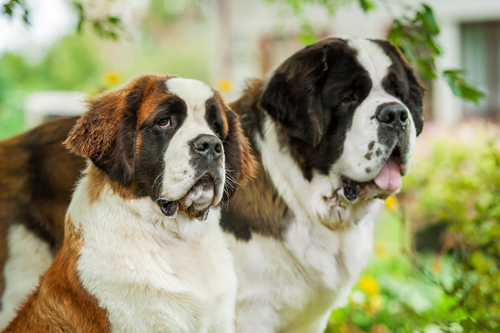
[[152, 170, 166, 196]]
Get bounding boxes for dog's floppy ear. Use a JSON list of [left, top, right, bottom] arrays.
[[259, 44, 332, 147], [64, 75, 153, 186], [222, 108, 255, 201], [375, 40, 426, 136]]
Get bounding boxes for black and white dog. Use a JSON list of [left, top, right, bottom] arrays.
[[221, 37, 424, 332]]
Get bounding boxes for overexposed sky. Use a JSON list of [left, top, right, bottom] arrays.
[[0, 0, 152, 60], [0, 0, 76, 59]]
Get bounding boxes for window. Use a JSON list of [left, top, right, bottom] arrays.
[[461, 21, 500, 118]]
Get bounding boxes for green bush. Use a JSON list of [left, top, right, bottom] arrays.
[[327, 121, 500, 333]]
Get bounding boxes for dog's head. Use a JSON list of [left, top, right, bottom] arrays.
[[65, 74, 254, 220], [260, 37, 425, 203]]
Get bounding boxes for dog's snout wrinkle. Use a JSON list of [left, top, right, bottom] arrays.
[[191, 134, 222, 161], [376, 102, 409, 131]]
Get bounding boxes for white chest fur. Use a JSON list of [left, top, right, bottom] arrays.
[[227, 209, 377, 333], [225, 117, 381, 333], [69, 179, 237, 333]]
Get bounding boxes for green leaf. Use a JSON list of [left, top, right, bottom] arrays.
[[417, 57, 438, 79], [425, 36, 442, 56], [460, 317, 479, 332], [443, 69, 486, 103], [297, 20, 317, 45], [358, 0, 376, 12], [387, 21, 404, 42], [108, 16, 121, 25], [421, 4, 440, 35]]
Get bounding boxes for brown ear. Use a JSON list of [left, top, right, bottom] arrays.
[[64, 75, 152, 186], [259, 43, 332, 147], [222, 109, 255, 201]]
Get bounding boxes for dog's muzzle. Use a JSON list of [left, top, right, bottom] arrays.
[[376, 102, 409, 132], [191, 134, 223, 162]]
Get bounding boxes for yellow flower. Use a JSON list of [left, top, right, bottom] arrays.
[[431, 258, 441, 274], [374, 242, 387, 259], [217, 78, 232, 92], [359, 276, 380, 295], [384, 196, 398, 211], [103, 71, 122, 86], [364, 295, 384, 316]]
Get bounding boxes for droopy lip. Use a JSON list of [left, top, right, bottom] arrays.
[[156, 174, 216, 221], [341, 145, 405, 202]]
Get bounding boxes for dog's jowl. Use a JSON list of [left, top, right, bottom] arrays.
[[2, 74, 254, 333]]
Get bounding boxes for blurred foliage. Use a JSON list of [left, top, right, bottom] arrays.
[[149, 0, 207, 24], [326, 122, 500, 332], [0, 33, 101, 138], [442, 69, 485, 104], [1, 0, 124, 40], [73, 2, 123, 40], [2, 0, 29, 24], [402, 122, 500, 331], [267, 0, 485, 104], [386, 4, 485, 103], [0, 34, 101, 92], [2, 0, 487, 103], [0, 0, 210, 139]]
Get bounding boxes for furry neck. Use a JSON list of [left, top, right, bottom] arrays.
[[66, 164, 220, 245]]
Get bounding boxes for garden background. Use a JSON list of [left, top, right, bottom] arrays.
[[1, 0, 499, 332]]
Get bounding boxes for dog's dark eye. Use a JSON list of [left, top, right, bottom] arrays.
[[158, 118, 171, 129], [211, 122, 219, 135], [342, 92, 357, 104]]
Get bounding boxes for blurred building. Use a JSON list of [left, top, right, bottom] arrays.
[[24, 91, 87, 126], [211, 0, 500, 125]]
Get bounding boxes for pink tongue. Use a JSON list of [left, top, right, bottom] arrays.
[[374, 157, 402, 191]]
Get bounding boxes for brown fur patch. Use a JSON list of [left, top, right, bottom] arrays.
[[64, 74, 178, 187], [3, 221, 111, 333], [221, 108, 256, 202], [221, 156, 290, 241], [82, 164, 137, 204], [0, 117, 85, 306], [221, 79, 291, 240], [212, 90, 229, 137], [64, 91, 127, 162]]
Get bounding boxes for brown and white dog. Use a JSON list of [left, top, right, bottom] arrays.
[[0, 37, 424, 333], [2, 74, 254, 332]]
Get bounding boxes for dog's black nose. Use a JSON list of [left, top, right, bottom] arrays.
[[376, 103, 409, 130], [192, 134, 222, 160]]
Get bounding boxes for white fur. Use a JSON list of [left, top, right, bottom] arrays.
[[162, 78, 224, 203], [166, 78, 214, 106], [339, 38, 417, 181], [0, 224, 52, 329], [227, 116, 380, 333], [71, 170, 237, 333]]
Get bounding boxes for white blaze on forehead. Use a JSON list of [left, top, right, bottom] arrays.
[[334, 38, 417, 183], [165, 78, 214, 113], [347, 38, 392, 87], [161, 77, 224, 202]]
